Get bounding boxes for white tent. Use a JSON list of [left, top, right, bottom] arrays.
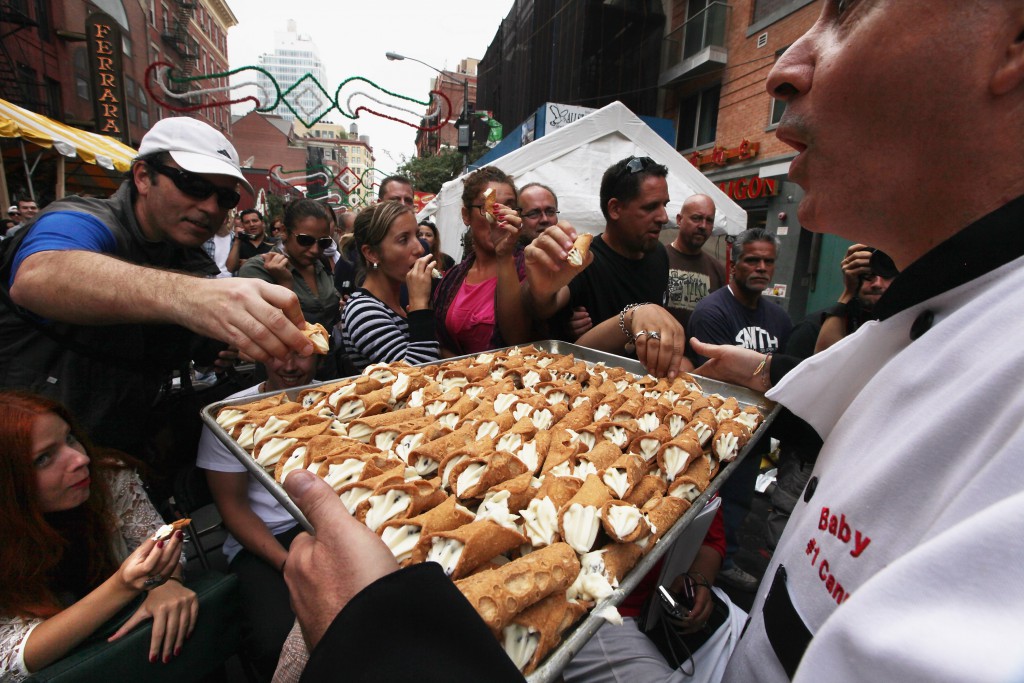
[[423, 101, 746, 259]]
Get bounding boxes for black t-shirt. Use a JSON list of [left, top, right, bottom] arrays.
[[238, 237, 272, 263], [687, 285, 793, 363], [563, 234, 669, 334]]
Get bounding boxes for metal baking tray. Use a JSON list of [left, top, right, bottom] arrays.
[[200, 341, 778, 681]]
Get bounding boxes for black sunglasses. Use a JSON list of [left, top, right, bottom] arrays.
[[294, 233, 333, 249], [149, 162, 241, 210], [620, 156, 656, 177]]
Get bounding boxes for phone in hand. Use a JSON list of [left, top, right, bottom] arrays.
[[658, 585, 690, 619]]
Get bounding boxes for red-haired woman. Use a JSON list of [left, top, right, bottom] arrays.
[[0, 391, 196, 680]]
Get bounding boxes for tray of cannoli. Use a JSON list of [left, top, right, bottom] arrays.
[[201, 341, 778, 681]]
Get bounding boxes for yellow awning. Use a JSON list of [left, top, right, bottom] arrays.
[[0, 97, 137, 172]]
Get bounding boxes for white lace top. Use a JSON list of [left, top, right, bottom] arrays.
[[0, 468, 168, 681]]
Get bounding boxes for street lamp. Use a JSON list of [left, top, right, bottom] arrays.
[[386, 51, 471, 162]]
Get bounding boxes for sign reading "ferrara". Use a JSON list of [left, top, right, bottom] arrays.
[[86, 12, 128, 142]]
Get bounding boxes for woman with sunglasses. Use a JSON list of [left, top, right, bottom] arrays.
[[432, 167, 528, 356], [238, 199, 341, 332], [0, 391, 195, 679], [340, 201, 438, 373], [416, 220, 455, 274]]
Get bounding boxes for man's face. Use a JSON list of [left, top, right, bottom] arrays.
[[265, 351, 318, 390], [17, 201, 38, 222], [857, 272, 893, 309], [766, 2, 992, 266], [241, 212, 265, 237], [732, 240, 776, 297], [133, 161, 237, 247], [379, 181, 414, 208], [608, 175, 670, 254], [518, 186, 559, 242], [676, 195, 715, 253]]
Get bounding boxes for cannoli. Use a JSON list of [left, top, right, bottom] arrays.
[[253, 420, 331, 470], [423, 519, 527, 580], [495, 417, 539, 457], [641, 494, 691, 551], [641, 378, 672, 400], [450, 451, 529, 501], [337, 464, 405, 514], [540, 429, 581, 474], [406, 423, 477, 477], [485, 472, 541, 515], [482, 187, 497, 224], [600, 499, 652, 543], [316, 454, 377, 492], [455, 542, 581, 632], [601, 453, 646, 499], [153, 517, 191, 541], [332, 386, 392, 422], [628, 424, 673, 463], [475, 411, 516, 441], [554, 403, 595, 432], [346, 406, 426, 443], [388, 371, 430, 404], [558, 474, 613, 554], [358, 479, 446, 532], [666, 405, 694, 438], [368, 417, 431, 453], [215, 393, 286, 431], [502, 593, 587, 674], [572, 441, 622, 480], [531, 402, 569, 430], [597, 420, 638, 450], [712, 419, 752, 464], [379, 496, 475, 565], [714, 396, 740, 423], [636, 402, 670, 433], [734, 405, 764, 432], [302, 322, 330, 354], [232, 402, 304, 448], [520, 476, 582, 548], [436, 395, 478, 430], [657, 433, 704, 482], [422, 388, 463, 416], [513, 432, 550, 474], [623, 473, 668, 507]]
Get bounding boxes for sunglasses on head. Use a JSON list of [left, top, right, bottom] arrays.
[[149, 162, 241, 210], [621, 156, 656, 176], [294, 233, 333, 249]]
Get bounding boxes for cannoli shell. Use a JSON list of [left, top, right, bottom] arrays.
[[600, 453, 646, 500], [712, 420, 752, 463], [408, 424, 477, 466], [423, 519, 527, 580], [474, 411, 516, 440], [577, 441, 622, 472], [657, 434, 704, 481], [534, 475, 583, 510], [628, 424, 673, 460], [380, 494, 473, 538], [229, 401, 303, 439], [348, 406, 426, 436], [487, 472, 540, 514], [597, 542, 644, 583], [540, 429, 581, 473], [623, 474, 668, 507], [554, 403, 595, 431], [558, 475, 613, 535], [509, 593, 588, 674], [332, 386, 392, 418], [612, 397, 645, 421], [641, 495, 692, 549], [452, 451, 529, 501], [600, 499, 651, 543], [439, 395, 478, 421], [531, 402, 568, 430], [337, 463, 405, 498], [355, 479, 446, 526], [455, 542, 581, 631], [219, 392, 285, 417]]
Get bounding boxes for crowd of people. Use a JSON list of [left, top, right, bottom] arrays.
[[1, 1, 1022, 680]]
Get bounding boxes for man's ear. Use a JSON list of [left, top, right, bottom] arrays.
[[991, 18, 1024, 95], [132, 162, 153, 195], [606, 198, 621, 222], [461, 205, 470, 226]]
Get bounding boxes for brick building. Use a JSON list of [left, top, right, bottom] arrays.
[[413, 58, 478, 157]]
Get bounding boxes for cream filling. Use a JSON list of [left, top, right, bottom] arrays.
[[216, 409, 245, 431], [394, 433, 425, 463], [407, 388, 427, 408], [347, 422, 373, 443], [714, 433, 741, 462], [571, 395, 591, 409], [440, 454, 468, 491], [639, 437, 662, 462], [508, 346, 523, 357], [670, 482, 700, 502], [637, 413, 661, 433], [309, 331, 329, 354], [668, 414, 688, 437], [502, 624, 539, 673], [253, 415, 291, 446], [364, 489, 412, 532], [465, 385, 485, 401], [577, 431, 596, 451], [521, 370, 542, 389], [339, 486, 373, 514], [490, 369, 506, 382], [323, 459, 365, 491], [735, 412, 760, 431], [363, 364, 396, 382], [602, 468, 630, 498], [716, 406, 737, 423], [278, 446, 308, 481], [374, 429, 400, 452], [440, 376, 469, 392], [691, 422, 713, 446], [566, 246, 584, 266], [255, 437, 297, 468], [380, 524, 421, 563], [497, 433, 522, 454], [546, 391, 567, 405], [573, 461, 598, 480], [476, 421, 500, 441], [475, 490, 519, 530], [456, 462, 487, 498], [662, 445, 691, 481], [390, 373, 411, 402], [475, 352, 495, 364], [494, 393, 520, 414], [438, 412, 461, 430], [520, 497, 559, 547], [412, 455, 439, 478], [425, 400, 449, 416], [335, 399, 366, 422], [548, 461, 573, 478], [532, 408, 555, 430], [329, 384, 356, 406], [562, 503, 601, 554], [614, 379, 630, 392], [664, 390, 681, 404], [426, 537, 465, 576], [512, 402, 534, 422], [606, 505, 641, 539], [643, 389, 663, 400], [515, 442, 539, 472], [536, 356, 554, 368], [235, 424, 257, 450], [327, 419, 348, 436], [567, 550, 616, 602], [594, 405, 613, 421], [603, 426, 631, 448]]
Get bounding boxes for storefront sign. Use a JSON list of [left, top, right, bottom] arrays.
[[543, 103, 596, 133], [716, 175, 780, 201], [86, 12, 127, 142], [689, 140, 759, 169]]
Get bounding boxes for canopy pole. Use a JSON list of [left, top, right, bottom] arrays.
[[0, 154, 9, 209], [18, 138, 36, 202], [56, 155, 65, 199]]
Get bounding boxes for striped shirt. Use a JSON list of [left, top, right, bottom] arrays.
[[341, 289, 440, 372]]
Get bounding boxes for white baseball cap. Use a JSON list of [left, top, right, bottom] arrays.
[[7, 206, 17, 214], [137, 117, 253, 195]]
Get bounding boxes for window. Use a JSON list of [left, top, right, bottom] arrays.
[[768, 48, 788, 127], [74, 48, 90, 100], [34, 0, 50, 41], [676, 83, 721, 152]]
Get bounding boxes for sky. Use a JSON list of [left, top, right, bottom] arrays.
[[226, 0, 516, 176]]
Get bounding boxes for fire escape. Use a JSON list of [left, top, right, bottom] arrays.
[[0, 0, 39, 107], [160, 0, 199, 95]]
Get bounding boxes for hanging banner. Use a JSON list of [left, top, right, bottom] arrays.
[[86, 11, 128, 142]]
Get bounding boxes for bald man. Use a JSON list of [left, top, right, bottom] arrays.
[[665, 194, 725, 328]]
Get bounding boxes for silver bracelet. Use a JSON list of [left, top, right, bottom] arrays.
[[618, 302, 651, 349]]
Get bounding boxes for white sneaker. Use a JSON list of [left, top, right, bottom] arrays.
[[716, 566, 760, 592]]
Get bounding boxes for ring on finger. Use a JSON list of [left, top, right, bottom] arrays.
[[648, 330, 661, 341], [634, 330, 649, 339], [143, 575, 162, 589]]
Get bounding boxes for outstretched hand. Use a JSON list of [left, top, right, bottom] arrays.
[[282, 470, 400, 651], [630, 305, 690, 379], [690, 338, 766, 391], [524, 222, 592, 308]]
